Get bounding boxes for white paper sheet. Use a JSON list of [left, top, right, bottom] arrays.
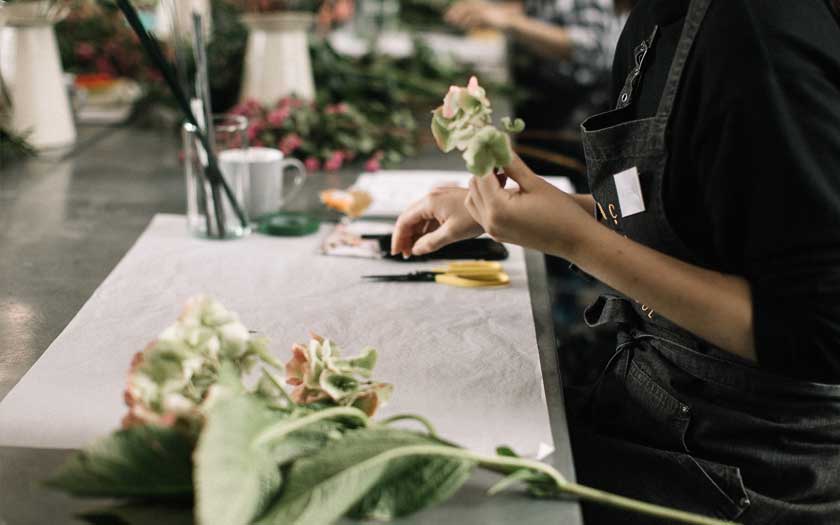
[[354, 170, 575, 218], [0, 215, 552, 456]]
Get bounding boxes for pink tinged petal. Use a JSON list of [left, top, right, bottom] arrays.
[[442, 86, 462, 119], [467, 75, 480, 95], [290, 385, 330, 405], [351, 391, 379, 416], [285, 344, 310, 386]]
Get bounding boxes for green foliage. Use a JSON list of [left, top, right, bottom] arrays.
[[44, 425, 194, 499], [46, 297, 733, 525], [255, 427, 475, 524], [194, 395, 288, 525]]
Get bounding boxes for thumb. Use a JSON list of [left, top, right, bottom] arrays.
[[412, 225, 454, 256], [502, 153, 539, 192]]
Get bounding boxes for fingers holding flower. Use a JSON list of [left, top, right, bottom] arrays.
[[465, 154, 593, 257]]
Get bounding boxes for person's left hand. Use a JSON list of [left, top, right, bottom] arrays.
[[464, 154, 595, 259]]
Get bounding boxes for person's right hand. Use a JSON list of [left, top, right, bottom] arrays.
[[391, 187, 484, 257], [445, 0, 516, 31]]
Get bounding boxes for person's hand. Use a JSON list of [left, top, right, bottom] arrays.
[[445, 0, 519, 31], [391, 187, 484, 257], [464, 154, 595, 258]]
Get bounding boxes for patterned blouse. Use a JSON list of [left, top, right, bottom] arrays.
[[510, 0, 627, 131], [522, 0, 625, 86]]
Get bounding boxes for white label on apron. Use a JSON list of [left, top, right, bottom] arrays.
[[613, 166, 646, 217]]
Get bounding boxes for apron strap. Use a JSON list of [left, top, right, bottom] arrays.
[[655, 0, 714, 119]]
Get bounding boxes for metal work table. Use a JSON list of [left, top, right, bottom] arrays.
[[0, 124, 581, 525]]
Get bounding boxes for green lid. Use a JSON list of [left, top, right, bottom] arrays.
[[257, 212, 321, 237]]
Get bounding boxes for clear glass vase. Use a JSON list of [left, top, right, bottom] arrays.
[[183, 114, 251, 239]]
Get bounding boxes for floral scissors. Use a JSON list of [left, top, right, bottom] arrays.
[[363, 261, 510, 288]]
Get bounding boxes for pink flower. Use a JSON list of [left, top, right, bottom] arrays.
[[95, 57, 116, 76], [247, 122, 264, 142], [325, 103, 349, 115], [233, 99, 263, 119], [364, 151, 384, 172], [304, 157, 321, 171], [277, 96, 304, 109], [324, 151, 344, 172], [267, 106, 291, 127], [278, 133, 303, 155], [75, 42, 96, 61]]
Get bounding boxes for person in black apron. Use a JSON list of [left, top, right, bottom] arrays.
[[392, 0, 840, 522]]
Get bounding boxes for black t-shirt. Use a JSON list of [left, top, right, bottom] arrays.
[[612, 0, 840, 382]]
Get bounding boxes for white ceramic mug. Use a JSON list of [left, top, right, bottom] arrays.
[[218, 147, 306, 220]]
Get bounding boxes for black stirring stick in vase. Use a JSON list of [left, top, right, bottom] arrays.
[[115, 0, 247, 238]]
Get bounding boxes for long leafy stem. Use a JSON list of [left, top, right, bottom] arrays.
[[253, 406, 735, 525]]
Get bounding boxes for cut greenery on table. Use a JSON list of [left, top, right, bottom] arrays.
[[432, 76, 524, 177], [47, 297, 738, 525]]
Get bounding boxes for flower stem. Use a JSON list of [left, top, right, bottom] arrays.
[[559, 482, 737, 525], [369, 444, 737, 525], [378, 414, 438, 436], [261, 369, 295, 406], [254, 406, 369, 447]]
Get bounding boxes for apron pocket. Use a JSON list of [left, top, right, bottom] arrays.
[[570, 422, 751, 522], [675, 452, 751, 520], [594, 355, 691, 452]]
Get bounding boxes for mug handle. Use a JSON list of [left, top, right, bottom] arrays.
[[277, 158, 307, 210]]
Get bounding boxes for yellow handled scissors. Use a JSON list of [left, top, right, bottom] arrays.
[[363, 261, 510, 288]]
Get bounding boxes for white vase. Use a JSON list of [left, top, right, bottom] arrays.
[[240, 12, 315, 105], [1, 6, 75, 150], [154, 0, 212, 42]]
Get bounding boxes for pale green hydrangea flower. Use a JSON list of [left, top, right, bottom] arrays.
[[431, 76, 525, 177]]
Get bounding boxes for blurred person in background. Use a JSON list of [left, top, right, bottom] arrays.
[[446, 0, 635, 190]]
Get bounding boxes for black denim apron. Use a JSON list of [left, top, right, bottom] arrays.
[[570, 0, 840, 523]]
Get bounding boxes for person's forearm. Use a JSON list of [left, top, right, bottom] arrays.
[[507, 14, 574, 60], [563, 221, 756, 360], [571, 193, 595, 214]]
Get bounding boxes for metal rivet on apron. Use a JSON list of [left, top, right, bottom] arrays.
[[739, 496, 751, 507], [680, 405, 690, 414], [620, 93, 629, 103]]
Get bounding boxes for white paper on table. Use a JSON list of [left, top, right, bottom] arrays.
[[354, 170, 575, 218], [0, 214, 553, 457]]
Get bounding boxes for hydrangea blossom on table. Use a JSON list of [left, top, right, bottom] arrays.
[[431, 76, 525, 177], [285, 334, 392, 415], [122, 296, 391, 431]]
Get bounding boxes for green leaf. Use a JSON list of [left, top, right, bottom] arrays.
[[334, 347, 377, 377], [193, 395, 286, 525], [255, 427, 476, 524], [194, 396, 354, 525], [319, 370, 359, 401], [486, 446, 561, 499], [501, 117, 526, 134], [45, 425, 194, 499], [431, 108, 454, 152]]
